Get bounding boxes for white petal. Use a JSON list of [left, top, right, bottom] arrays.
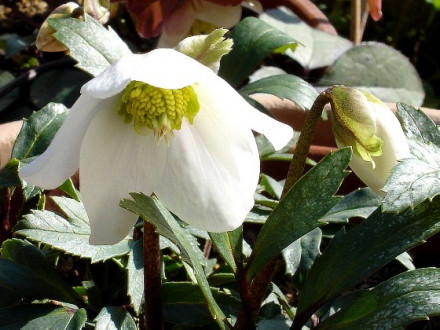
[[82, 50, 213, 99], [155, 108, 260, 232], [195, 1, 242, 28], [80, 101, 167, 245], [20, 95, 104, 189], [193, 74, 294, 150]]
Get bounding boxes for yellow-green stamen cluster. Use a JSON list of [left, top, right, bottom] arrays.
[[119, 81, 200, 140]]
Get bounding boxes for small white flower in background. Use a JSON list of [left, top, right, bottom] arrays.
[[158, 0, 242, 48], [328, 86, 411, 194], [20, 48, 293, 245]]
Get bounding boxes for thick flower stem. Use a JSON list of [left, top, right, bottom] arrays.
[[143, 219, 163, 330], [282, 92, 332, 196], [235, 92, 331, 329]]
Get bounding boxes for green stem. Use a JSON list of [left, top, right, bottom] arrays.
[[234, 92, 332, 329], [143, 219, 163, 330]]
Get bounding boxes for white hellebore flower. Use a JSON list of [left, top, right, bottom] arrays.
[[20, 49, 293, 244], [329, 86, 411, 194]]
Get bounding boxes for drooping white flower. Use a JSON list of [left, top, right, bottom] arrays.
[[20, 49, 293, 244], [329, 86, 410, 194]]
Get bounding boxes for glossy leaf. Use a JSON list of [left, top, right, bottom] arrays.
[[12, 103, 68, 160], [209, 232, 237, 273], [0, 239, 81, 307], [321, 188, 381, 223], [14, 197, 131, 263], [294, 196, 440, 328], [317, 42, 425, 106], [0, 304, 86, 329], [219, 17, 298, 87], [120, 194, 228, 329], [239, 74, 319, 111], [48, 14, 132, 77], [94, 306, 137, 329], [260, 7, 353, 69], [246, 148, 351, 279], [320, 268, 440, 329]]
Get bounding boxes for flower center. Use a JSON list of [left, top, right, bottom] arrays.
[[118, 81, 199, 140]]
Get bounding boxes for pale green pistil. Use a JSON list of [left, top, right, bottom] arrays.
[[118, 81, 200, 140]]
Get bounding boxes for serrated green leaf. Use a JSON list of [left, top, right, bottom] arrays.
[[94, 306, 137, 330], [12, 103, 68, 160], [321, 188, 381, 223], [382, 140, 440, 212], [0, 239, 82, 307], [48, 15, 131, 77], [240, 74, 318, 111], [162, 282, 241, 326], [397, 103, 440, 145], [127, 239, 144, 315], [120, 194, 228, 329], [0, 304, 87, 329], [294, 197, 440, 328], [320, 268, 440, 329], [14, 197, 131, 262], [246, 148, 351, 279], [219, 17, 298, 87], [317, 42, 425, 106], [260, 7, 353, 70]]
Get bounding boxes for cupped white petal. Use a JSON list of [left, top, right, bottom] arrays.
[[20, 95, 104, 189], [80, 101, 167, 244], [192, 73, 294, 150], [195, 1, 242, 28], [82, 50, 213, 99], [155, 106, 260, 232]]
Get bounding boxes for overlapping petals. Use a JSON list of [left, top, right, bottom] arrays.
[[20, 49, 293, 244]]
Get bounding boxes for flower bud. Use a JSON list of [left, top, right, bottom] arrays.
[[328, 86, 410, 194], [35, 2, 82, 52]]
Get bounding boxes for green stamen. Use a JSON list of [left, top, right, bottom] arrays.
[[118, 81, 200, 140]]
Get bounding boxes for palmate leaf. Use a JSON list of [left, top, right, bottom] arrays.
[[14, 196, 131, 263], [383, 104, 440, 211], [120, 194, 228, 329], [219, 17, 298, 87], [239, 74, 319, 111], [293, 196, 440, 328], [246, 148, 351, 279], [0, 304, 86, 329], [319, 268, 440, 329], [48, 14, 132, 77]]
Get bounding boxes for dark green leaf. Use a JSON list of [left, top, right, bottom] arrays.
[[162, 282, 241, 326], [240, 74, 318, 111], [48, 15, 132, 77], [0, 70, 19, 112], [382, 140, 440, 212], [321, 188, 381, 223], [209, 228, 243, 273], [260, 7, 352, 69], [320, 268, 440, 329], [259, 174, 283, 200], [12, 103, 68, 160], [219, 17, 298, 87], [397, 103, 440, 145], [120, 194, 228, 329], [0, 304, 86, 329], [317, 42, 425, 106], [127, 239, 144, 314], [3, 34, 35, 58], [246, 148, 351, 279], [94, 306, 137, 330], [0, 239, 81, 307], [294, 197, 440, 328], [14, 197, 131, 262], [30, 68, 90, 109]]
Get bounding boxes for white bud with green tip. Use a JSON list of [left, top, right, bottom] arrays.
[[328, 86, 411, 194]]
